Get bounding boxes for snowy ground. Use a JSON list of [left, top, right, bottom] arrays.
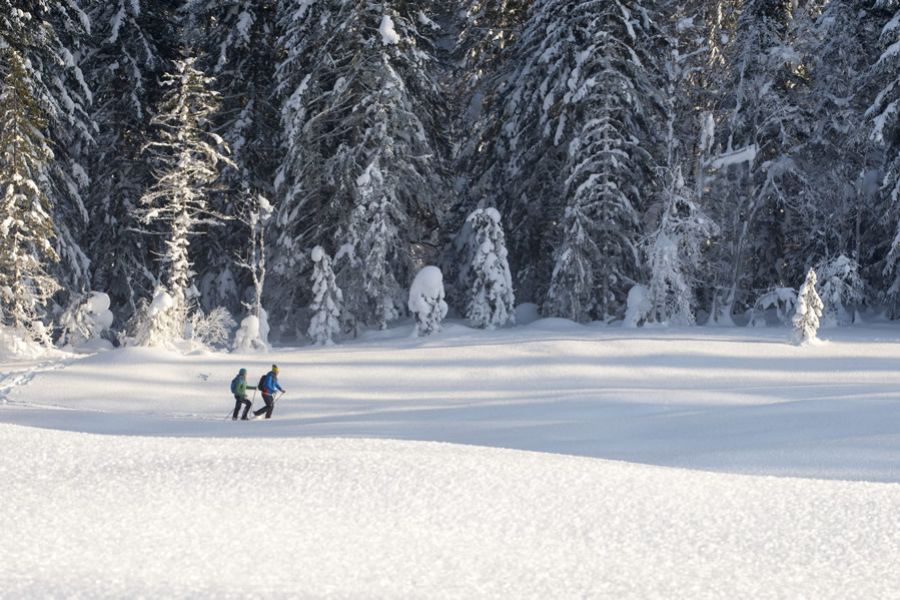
[[2, 320, 900, 597]]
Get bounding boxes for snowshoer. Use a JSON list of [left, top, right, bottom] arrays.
[[230, 368, 255, 421], [253, 364, 285, 419]]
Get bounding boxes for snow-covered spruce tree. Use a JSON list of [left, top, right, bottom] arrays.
[[534, 0, 665, 321], [749, 286, 797, 327], [0, 0, 95, 314], [272, 0, 449, 333], [544, 205, 601, 322], [458, 0, 528, 76], [816, 255, 865, 327], [182, 0, 280, 314], [792, 268, 824, 345], [42, 2, 95, 300], [469, 0, 568, 305], [5, 0, 94, 298], [454, 0, 529, 224], [461, 208, 515, 329], [408, 266, 448, 337], [134, 57, 234, 346], [80, 0, 176, 324], [645, 166, 716, 326], [233, 191, 273, 352], [58, 292, 114, 349], [704, 0, 811, 320], [643, 24, 717, 327], [790, 1, 880, 279], [0, 48, 60, 343], [308, 246, 343, 346], [344, 160, 407, 330], [868, 0, 900, 313]]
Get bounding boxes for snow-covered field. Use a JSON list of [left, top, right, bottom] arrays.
[[2, 320, 900, 597]]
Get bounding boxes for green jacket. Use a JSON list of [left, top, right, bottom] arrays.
[[231, 375, 256, 398]]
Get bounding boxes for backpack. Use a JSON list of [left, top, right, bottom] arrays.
[[230, 375, 241, 394], [258, 374, 267, 393]]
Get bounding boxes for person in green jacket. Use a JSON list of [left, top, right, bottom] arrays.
[[230, 368, 256, 421]]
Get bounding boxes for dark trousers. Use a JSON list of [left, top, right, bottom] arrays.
[[232, 394, 252, 420], [253, 394, 275, 419]]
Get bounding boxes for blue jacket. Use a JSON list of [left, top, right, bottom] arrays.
[[261, 371, 284, 395]]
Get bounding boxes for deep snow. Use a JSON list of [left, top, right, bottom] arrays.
[[2, 425, 899, 598], [2, 320, 900, 597], [4, 321, 900, 481]]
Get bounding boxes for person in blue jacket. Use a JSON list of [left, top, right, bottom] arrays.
[[230, 368, 255, 420], [253, 364, 285, 419]]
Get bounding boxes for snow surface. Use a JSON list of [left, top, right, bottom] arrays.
[[2, 423, 899, 598], [3, 321, 900, 596]]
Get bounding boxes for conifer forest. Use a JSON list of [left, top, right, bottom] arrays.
[[2, 0, 900, 345]]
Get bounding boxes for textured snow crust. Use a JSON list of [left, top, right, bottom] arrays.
[[2, 424, 899, 599]]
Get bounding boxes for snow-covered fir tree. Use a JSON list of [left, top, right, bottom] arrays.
[[791, 2, 878, 275], [18, 0, 93, 300], [307, 246, 343, 346], [134, 57, 233, 344], [408, 266, 448, 337], [544, 205, 602, 323], [528, 0, 665, 321], [58, 292, 114, 349], [4, 0, 900, 340], [232, 191, 273, 352], [344, 161, 407, 329], [0, 0, 94, 311], [869, 0, 900, 312], [645, 166, 716, 326], [816, 255, 865, 327], [705, 0, 810, 321], [792, 268, 824, 345], [454, 0, 528, 225], [182, 0, 280, 314], [458, 0, 527, 75], [81, 0, 178, 323], [644, 26, 717, 326], [469, 0, 566, 304], [272, 0, 449, 333], [472, 0, 668, 319], [0, 48, 60, 342], [461, 208, 515, 329]]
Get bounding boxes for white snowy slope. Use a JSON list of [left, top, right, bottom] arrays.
[[2, 423, 899, 599], [3, 320, 900, 597], [3, 321, 900, 481]]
